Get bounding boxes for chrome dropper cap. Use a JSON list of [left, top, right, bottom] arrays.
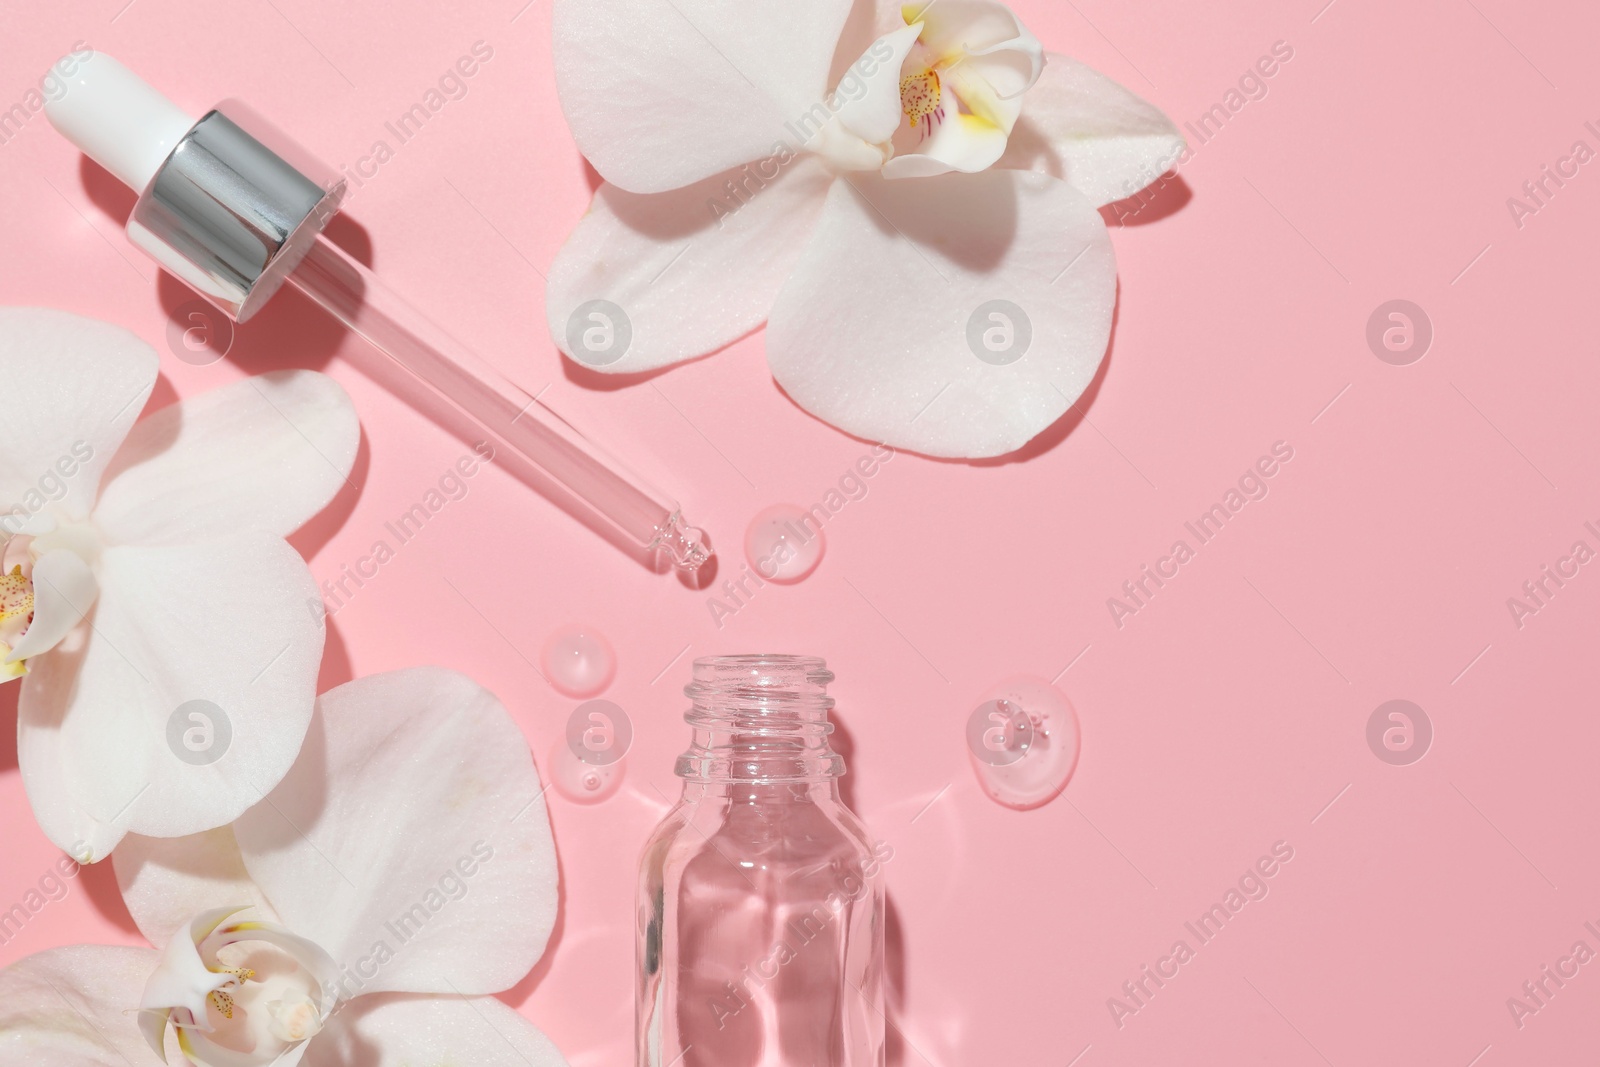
[[47, 51, 343, 322]]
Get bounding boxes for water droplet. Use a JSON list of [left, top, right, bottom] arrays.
[[966, 677, 1079, 810], [548, 739, 624, 803], [541, 624, 616, 698], [744, 505, 824, 583]]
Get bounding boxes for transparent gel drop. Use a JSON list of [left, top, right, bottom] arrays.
[[966, 676, 1080, 810], [541, 624, 616, 698], [744, 504, 825, 583], [565, 699, 632, 767], [548, 739, 624, 803], [965, 699, 1034, 767]]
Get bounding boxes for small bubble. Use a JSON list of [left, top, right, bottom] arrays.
[[565, 299, 632, 367], [541, 624, 616, 698], [1366, 300, 1432, 366], [166, 700, 232, 766], [966, 299, 1032, 366], [745, 504, 825, 583], [1366, 699, 1431, 765], [548, 738, 624, 803]]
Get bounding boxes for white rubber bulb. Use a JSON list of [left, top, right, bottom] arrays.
[[43, 51, 196, 192]]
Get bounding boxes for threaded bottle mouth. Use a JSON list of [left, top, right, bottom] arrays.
[[676, 654, 843, 782]]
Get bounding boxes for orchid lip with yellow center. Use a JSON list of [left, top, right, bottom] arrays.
[[0, 567, 34, 623], [799, 3, 1045, 180], [141, 907, 342, 1067], [0, 555, 36, 679], [900, 68, 945, 137]]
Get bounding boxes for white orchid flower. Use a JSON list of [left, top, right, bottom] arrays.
[[0, 668, 566, 1067], [0, 308, 357, 862], [134, 905, 343, 1061], [546, 0, 1184, 458]]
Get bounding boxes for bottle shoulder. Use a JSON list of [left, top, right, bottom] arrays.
[[642, 792, 880, 876]]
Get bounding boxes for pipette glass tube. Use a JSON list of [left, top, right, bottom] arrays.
[[44, 49, 710, 576], [288, 235, 708, 570]]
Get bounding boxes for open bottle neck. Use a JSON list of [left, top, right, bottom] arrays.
[[675, 655, 845, 785]]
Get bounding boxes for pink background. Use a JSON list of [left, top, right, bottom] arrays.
[[3, 0, 1599, 1063]]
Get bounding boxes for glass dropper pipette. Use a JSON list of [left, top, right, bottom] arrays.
[[44, 49, 711, 576]]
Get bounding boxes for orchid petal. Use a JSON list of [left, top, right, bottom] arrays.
[[17, 533, 324, 860], [115, 828, 278, 949], [996, 53, 1186, 207], [1, 510, 57, 536], [0, 945, 168, 1067], [943, 57, 1026, 130], [547, 158, 834, 373], [91, 371, 358, 548], [553, 0, 854, 193], [910, 0, 1043, 97], [177, 1033, 308, 1067], [302, 992, 567, 1067], [6, 549, 97, 663], [233, 668, 559, 997], [834, 22, 924, 146], [137, 1008, 173, 1063], [0, 308, 156, 526], [766, 170, 1115, 458]]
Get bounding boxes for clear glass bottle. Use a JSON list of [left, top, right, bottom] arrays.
[[637, 655, 888, 1067]]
